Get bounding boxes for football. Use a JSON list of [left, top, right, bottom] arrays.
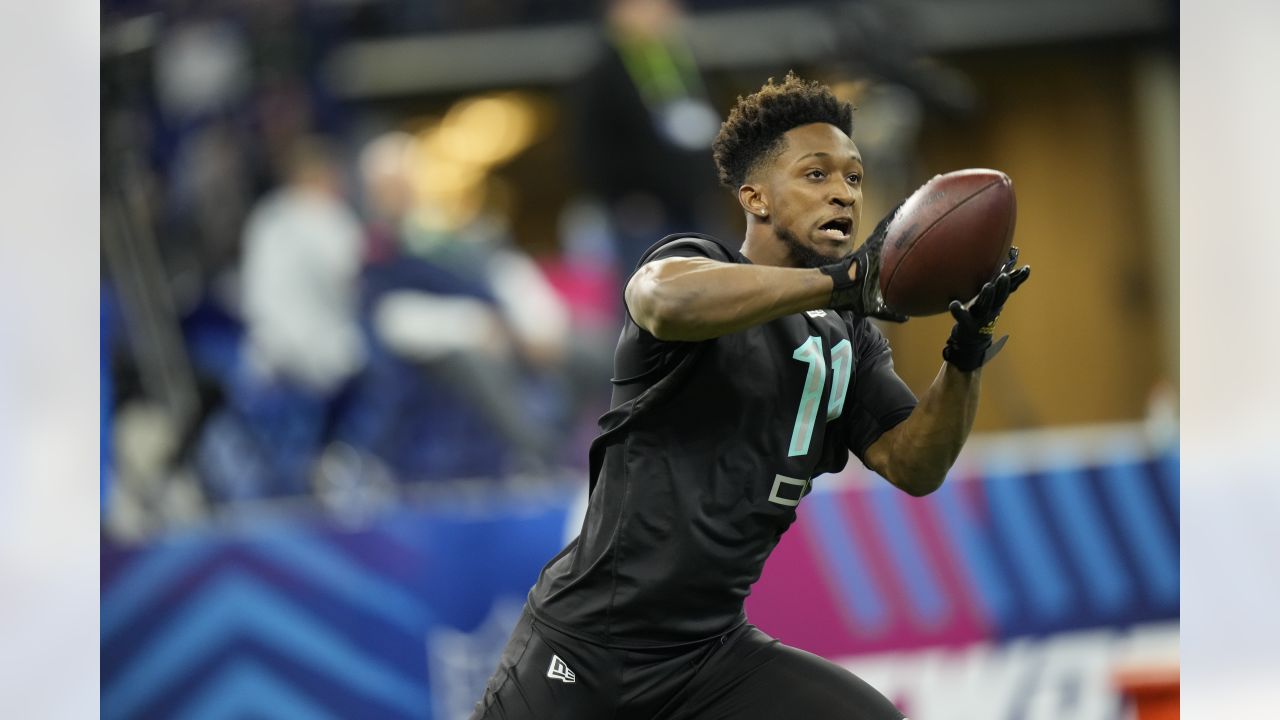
[[878, 169, 1017, 316]]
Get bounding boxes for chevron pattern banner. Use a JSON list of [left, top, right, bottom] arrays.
[[102, 427, 1178, 720], [101, 498, 570, 720]]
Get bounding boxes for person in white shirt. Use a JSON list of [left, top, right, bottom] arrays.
[[241, 137, 365, 393]]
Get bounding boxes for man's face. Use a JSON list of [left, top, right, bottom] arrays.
[[761, 123, 864, 267]]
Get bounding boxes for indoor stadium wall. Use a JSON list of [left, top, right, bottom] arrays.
[[879, 45, 1175, 432]]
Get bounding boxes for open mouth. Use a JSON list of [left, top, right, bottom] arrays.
[[818, 217, 852, 241]]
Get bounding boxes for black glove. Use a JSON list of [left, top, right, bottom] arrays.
[[820, 203, 909, 322], [943, 247, 1031, 372]]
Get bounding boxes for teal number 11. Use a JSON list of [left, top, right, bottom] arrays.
[[787, 336, 852, 457]]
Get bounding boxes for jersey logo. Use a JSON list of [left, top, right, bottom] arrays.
[[547, 654, 577, 683], [768, 473, 810, 507], [805, 309, 828, 318]]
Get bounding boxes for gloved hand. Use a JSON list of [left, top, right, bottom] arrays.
[[821, 203, 909, 322], [943, 247, 1031, 371]]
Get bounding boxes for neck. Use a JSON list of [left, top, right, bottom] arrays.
[[740, 216, 792, 268]]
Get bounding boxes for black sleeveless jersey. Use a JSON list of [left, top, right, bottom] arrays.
[[528, 234, 919, 648]]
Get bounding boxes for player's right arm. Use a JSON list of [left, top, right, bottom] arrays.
[[629, 208, 909, 341], [626, 257, 836, 341]]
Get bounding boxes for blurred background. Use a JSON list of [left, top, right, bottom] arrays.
[[97, 0, 1182, 718]]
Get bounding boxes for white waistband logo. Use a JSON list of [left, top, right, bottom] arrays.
[[547, 654, 576, 683]]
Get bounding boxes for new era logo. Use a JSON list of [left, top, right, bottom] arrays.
[[546, 654, 576, 683]]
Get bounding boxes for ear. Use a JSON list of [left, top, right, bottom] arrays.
[[739, 183, 769, 219]]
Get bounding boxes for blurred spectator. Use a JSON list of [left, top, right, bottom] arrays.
[[152, 9, 251, 124], [241, 136, 365, 392], [349, 131, 568, 479], [194, 135, 367, 500], [166, 118, 254, 308], [570, 0, 725, 274], [540, 198, 630, 457], [150, 7, 254, 295]]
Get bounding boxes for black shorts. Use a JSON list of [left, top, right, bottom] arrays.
[[470, 608, 907, 720]]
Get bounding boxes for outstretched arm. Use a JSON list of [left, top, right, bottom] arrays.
[[861, 251, 1032, 496], [627, 257, 835, 341], [628, 212, 907, 341]]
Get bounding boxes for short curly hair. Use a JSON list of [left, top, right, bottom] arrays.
[[712, 72, 854, 189]]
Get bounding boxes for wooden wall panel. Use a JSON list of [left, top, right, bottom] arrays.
[[873, 46, 1169, 430]]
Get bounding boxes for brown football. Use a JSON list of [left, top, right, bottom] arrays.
[[878, 169, 1017, 316]]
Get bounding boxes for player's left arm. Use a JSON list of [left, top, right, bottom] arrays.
[[862, 251, 1030, 496]]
